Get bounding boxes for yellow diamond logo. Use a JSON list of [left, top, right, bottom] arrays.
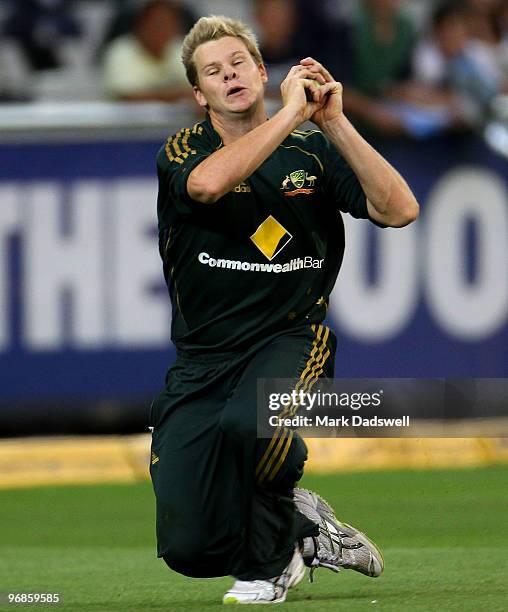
[[250, 215, 292, 261]]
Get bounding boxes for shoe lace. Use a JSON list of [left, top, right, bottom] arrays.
[[308, 526, 343, 583], [309, 520, 366, 582], [265, 577, 286, 599], [309, 550, 341, 582]]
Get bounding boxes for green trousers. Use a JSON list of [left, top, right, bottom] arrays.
[[149, 323, 336, 580]]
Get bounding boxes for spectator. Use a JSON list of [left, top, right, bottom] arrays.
[[326, 0, 415, 136], [253, 0, 300, 98], [413, 1, 505, 124], [349, 0, 415, 99], [2, 0, 81, 71], [412, 2, 469, 88], [98, 0, 197, 58], [101, 0, 191, 102], [290, 0, 353, 84], [99, 0, 139, 52], [465, 0, 503, 47], [464, 0, 508, 96], [497, 0, 508, 71]]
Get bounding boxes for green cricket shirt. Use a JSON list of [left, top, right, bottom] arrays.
[[157, 114, 375, 352]]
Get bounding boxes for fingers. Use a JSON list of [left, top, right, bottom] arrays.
[[305, 97, 324, 116], [319, 81, 342, 98], [281, 66, 326, 106], [284, 64, 326, 84], [304, 79, 341, 104], [280, 62, 334, 120], [303, 78, 322, 102], [299, 57, 334, 83], [297, 65, 326, 85]]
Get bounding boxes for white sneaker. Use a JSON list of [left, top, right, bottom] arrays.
[[294, 488, 384, 581], [222, 547, 305, 604]]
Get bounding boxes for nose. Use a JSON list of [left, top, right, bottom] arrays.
[[224, 69, 237, 82]]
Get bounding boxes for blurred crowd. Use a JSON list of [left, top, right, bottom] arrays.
[[1, 0, 508, 138]]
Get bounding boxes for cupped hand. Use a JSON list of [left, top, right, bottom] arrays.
[[280, 64, 327, 125], [299, 57, 344, 129]]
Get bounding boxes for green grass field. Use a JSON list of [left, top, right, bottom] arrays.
[[1, 465, 507, 611]]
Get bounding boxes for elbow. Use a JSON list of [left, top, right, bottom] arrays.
[[187, 173, 222, 204], [390, 196, 420, 228], [404, 197, 420, 225]]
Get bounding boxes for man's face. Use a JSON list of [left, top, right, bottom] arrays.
[[192, 36, 267, 115], [435, 15, 467, 57], [255, 0, 296, 46], [137, 5, 180, 58]]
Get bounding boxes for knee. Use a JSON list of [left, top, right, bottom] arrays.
[[258, 435, 308, 490], [162, 533, 208, 577]]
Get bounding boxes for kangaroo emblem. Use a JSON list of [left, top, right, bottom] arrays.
[[281, 175, 291, 189]]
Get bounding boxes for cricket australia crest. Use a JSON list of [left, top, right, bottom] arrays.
[[281, 169, 317, 197], [290, 169, 306, 189]]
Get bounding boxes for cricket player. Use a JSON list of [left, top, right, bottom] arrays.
[[149, 15, 419, 605]]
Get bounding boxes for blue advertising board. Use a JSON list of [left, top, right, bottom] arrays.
[[0, 133, 507, 404]]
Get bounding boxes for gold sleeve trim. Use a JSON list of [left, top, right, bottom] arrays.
[[164, 127, 199, 164]]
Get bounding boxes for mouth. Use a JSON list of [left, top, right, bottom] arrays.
[[226, 86, 246, 97]]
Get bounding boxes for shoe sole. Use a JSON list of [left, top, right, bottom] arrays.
[[222, 567, 302, 604], [223, 594, 287, 604], [222, 549, 305, 604]]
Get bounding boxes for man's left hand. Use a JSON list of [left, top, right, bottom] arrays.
[[299, 57, 343, 129]]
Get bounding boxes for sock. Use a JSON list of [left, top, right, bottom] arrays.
[[301, 536, 318, 564]]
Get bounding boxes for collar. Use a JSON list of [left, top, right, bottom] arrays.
[[202, 113, 223, 149]]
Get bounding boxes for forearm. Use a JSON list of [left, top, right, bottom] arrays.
[[188, 106, 297, 203], [323, 114, 419, 227]]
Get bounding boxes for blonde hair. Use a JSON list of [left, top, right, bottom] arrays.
[[182, 15, 263, 87]]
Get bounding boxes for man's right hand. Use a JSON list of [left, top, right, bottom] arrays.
[[280, 65, 326, 126]]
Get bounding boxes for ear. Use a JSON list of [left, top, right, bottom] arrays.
[[193, 86, 208, 109], [258, 63, 268, 84]]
